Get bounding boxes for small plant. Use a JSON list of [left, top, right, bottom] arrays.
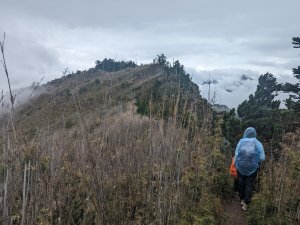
[[65, 119, 74, 129], [59, 88, 71, 97]]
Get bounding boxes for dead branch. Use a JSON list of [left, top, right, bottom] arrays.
[[29, 76, 45, 97], [0, 33, 15, 109]]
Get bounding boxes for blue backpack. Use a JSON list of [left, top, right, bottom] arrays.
[[236, 139, 259, 176]]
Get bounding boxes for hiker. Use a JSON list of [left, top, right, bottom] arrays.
[[234, 127, 265, 211]]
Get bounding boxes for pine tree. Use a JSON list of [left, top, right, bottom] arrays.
[[237, 73, 280, 120], [283, 37, 300, 111]]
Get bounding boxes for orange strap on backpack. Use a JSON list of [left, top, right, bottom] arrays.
[[230, 157, 237, 178]]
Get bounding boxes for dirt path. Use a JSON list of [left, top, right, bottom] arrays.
[[224, 197, 246, 225]]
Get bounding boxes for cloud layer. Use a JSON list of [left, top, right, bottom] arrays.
[[0, 0, 299, 108]]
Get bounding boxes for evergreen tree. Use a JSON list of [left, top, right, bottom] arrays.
[[221, 108, 242, 148], [153, 54, 168, 66], [237, 73, 280, 120], [173, 60, 184, 75], [95, 58, 136, 72], [282, 37, 300, 111], [234, 73, 286, 145]]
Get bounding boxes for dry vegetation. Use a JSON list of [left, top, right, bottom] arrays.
[[0, 64, 232, 225], [2, 58, 298, 225], [247, 129, 300, 225]]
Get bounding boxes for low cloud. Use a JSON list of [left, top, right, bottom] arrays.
[[188, 68, 261, 108], [0, 84, 47, 118], [234, 81, 244, 87], [241, 74, 254, 81], [0, 0, 299, 109]]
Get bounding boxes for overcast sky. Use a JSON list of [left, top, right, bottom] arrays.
[[0, 0, 299, 108]]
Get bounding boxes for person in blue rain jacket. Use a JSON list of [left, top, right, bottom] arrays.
[[234, 127, 265, 211]]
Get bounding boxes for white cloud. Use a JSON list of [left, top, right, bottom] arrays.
[[0, 0, 299, 108], [188, 68, 260, 108]]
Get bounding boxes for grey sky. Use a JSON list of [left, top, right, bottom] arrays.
[[0, 0, 299, 108]]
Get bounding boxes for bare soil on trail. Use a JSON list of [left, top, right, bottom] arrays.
[[224, 197, 246, 225]]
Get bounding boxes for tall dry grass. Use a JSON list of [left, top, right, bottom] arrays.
[[247, 129, 300, 225], [0, 93, 231, 225]]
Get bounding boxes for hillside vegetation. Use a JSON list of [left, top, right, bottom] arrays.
[[1, 46, 299, 225], [0, 56, 232, 225]]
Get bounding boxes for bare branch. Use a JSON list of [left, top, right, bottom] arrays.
[[0, 32, 15, 109], [30, 76, 45, 97], [62, 67, 69, 76]]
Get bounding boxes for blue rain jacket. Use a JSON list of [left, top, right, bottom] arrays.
[[234, 127, 265, 176]]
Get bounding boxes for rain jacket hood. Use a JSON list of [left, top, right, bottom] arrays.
[[235, 127, 265, 176], [243, 127, 257, 138]]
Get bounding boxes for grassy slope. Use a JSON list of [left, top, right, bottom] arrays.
[[0, 64, 232, 225], [7, 63, 208, 142]]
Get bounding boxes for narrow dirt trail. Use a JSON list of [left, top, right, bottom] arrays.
[[224, 198, 246, 225]]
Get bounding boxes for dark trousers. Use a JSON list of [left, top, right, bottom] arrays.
[[237, 170, 257, 204]]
